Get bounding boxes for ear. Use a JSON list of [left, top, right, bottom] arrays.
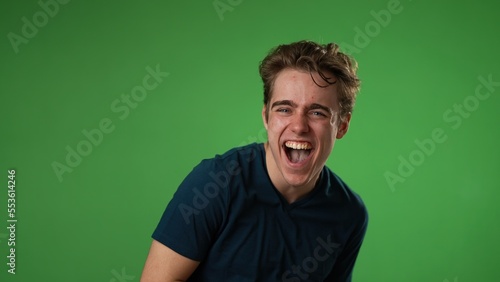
[[336, 113, 351, 139], [262, 105, 268, 130]]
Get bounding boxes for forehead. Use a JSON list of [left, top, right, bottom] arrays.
[[271, 68, 339, 108]]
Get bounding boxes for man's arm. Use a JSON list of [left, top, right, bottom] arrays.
[[140, 239, 200, 282]]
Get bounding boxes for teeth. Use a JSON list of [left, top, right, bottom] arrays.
[[285, 141, 312, 150]]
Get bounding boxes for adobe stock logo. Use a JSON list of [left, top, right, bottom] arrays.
[[109, 267, 135, 282], [213, 0, 243, 21], [51, 64, 169, 182], [7, 0, 70, 54], [178, 159, 242, 224], [341, 0, 406, 54], [281, 234, 340, 282], [178, 127, 267, 224], [385, 74, 499, 192]]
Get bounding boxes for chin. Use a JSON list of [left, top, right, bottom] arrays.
[[282, 171, 316, 189]]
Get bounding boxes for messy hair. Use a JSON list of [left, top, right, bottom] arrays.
[[259, 40, 361, 122]]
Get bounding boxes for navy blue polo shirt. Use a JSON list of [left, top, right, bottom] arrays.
[[152, 143, 368, 281]]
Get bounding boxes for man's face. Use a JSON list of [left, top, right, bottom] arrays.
[[262, 68, 350, 190]]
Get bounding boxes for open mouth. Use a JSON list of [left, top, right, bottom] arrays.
[[284, 141, 313, 164]]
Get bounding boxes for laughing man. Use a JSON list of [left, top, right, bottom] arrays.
[[141, 40, 368, 282]]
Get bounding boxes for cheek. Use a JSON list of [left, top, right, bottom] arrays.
[[315, 125, 337, 146], [268, 117, 286, 134]]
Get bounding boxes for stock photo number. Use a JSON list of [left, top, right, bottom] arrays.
[[7, 169, 17, 274]]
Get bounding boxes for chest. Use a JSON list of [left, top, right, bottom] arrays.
[[206, 197, 352, 281]]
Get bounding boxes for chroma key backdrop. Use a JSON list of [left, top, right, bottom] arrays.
[[1, 0, 499, 281]]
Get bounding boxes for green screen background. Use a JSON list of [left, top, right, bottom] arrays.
[[1, 0, 499, 281]]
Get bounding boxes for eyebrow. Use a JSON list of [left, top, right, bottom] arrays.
[[271, 100, 297, 108], [308, 103, 333, 114], [271, 100, 333, 114]]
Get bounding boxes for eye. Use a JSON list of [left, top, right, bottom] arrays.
[[277, 108, 290, 113], [311, 111, 327, 117]]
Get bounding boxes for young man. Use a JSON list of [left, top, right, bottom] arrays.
[[141, 40, 368, 281]]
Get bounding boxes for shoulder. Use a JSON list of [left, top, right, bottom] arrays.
[[211, 142, 264, 163], [178, 143, 264, 194], [323, 168, 368, 224], [194, 143, 264, 175]]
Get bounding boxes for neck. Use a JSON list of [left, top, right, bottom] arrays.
[[277, 185, 316, 204], [264, 142, 320, 204]]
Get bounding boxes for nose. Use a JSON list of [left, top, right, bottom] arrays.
[[290, 112, 309, 134]]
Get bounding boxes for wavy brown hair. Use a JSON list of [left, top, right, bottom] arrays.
[[259, 40, 361, 123]]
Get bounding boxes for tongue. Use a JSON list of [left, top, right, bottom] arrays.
[[289, 149, 310, 163]]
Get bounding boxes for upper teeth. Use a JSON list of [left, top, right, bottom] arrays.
[[285, 141, 312, 150]]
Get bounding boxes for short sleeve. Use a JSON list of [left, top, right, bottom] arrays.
[[152, 159, 229, 261]]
